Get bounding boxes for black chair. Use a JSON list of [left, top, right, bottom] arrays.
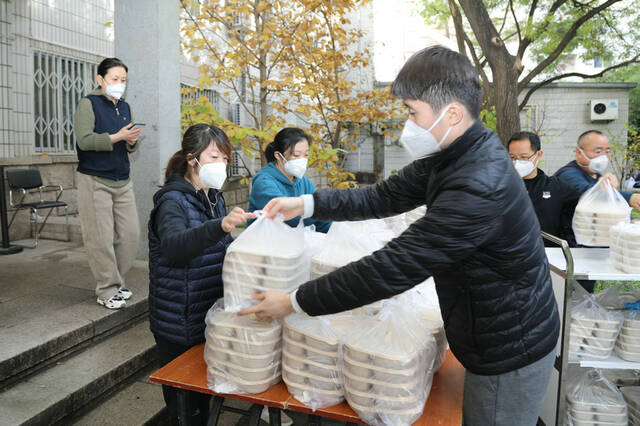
[[6, 168, 70, 248]]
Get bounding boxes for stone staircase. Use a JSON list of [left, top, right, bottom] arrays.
[[0, 242, 167, 426]]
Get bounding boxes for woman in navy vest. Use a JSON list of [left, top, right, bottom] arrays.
[[74, 57, 143, 309], [148, 124, 254, 426]]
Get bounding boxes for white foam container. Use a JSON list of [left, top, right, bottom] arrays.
[[225, 249, 303, 267], [282, 335, 339, 365], [621, 326, 640, 337], [567, 415, 627, 426], [567, 397, 627, 414], [211, 332, 281, 355], [615, 339, 640, 353], [571, 317, 621, 331], [614, 345, 640, 362], [282, 348, 341, 379], [346, 399, 424, 426], [568, 407, 627, 423], [342, 364, 421, 397], [618, 333, 640, 345], [212, 357, 280, 381], [570, 342, 614, 358], [208, 367, 281, 394], [570, 334, 617, 350], [225, 258, 305, 278], [623, 317, 640, 328], [282, 364, 342, 392], [344, 383, 421, 410], [211, 346, 281, 369], [209, 311, 281, 341], [571, 324, 619, 339]]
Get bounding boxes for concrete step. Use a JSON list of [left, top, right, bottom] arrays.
[[67, 362, 168, 426], [0, 320, 156, 426], [0, 244, 150, 386]]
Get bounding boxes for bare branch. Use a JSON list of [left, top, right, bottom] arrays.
[[508, 0, 522, 45], [518, 0, 567, 59], [518, 54, 640, 110], [497, 2, 510, 36], [519, 0, 623, 89]]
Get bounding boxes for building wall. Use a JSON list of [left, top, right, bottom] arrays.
[[378, 83, 634, 179]]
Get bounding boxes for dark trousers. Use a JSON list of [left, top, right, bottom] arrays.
[[154, 335, 210, 426]]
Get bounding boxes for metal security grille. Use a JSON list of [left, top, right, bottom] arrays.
[[33, 51, 97, 153], [180, 83, 220, 111]]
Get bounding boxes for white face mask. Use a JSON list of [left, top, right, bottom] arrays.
[[105, 83, 126, 100], [195, 159, 227, 190], [279, 153, 308, 179], [399, 107, 453, 159], [579, 148, 609, 175], [513, 159, 536, 178]]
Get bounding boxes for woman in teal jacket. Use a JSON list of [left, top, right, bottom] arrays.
[[249, 127, 331, 232]]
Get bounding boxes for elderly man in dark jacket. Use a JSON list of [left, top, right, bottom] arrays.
[[241, 45, 560, 426]]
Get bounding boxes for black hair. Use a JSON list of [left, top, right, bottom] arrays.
[[97, 58, 128, 77], [164, 123, 232, 184], [391, 45, 482, 118], [264, 127, 311, 163], [578, 130, 604, 146], [507, 131, 541, 152]]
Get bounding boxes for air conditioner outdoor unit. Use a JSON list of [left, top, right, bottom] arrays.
[[590, 99, 619, 121]]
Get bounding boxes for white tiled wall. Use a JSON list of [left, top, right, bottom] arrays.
[[1, 0, 114, 159]]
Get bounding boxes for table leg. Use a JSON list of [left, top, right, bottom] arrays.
[[207, 396, 225, 426], [247, 403, 263, 426], [177, 389, 188, 426], [268, 406, 281, 426]]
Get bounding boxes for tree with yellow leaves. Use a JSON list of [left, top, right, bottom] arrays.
[[180, 0, 401, 188]]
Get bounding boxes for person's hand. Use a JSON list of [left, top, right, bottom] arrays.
[[263, 196, 304, 220], [629, 193, 640, 210], [221, 207, 256, 233], [601, 173, 619, 189], [238, 291, 294, 319], [112, 123, 142, 146]]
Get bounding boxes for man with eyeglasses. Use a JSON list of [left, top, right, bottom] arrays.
[[555, 130, 640, 210], [508, 131, 580, 247]]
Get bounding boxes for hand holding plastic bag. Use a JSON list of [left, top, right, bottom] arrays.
[[572, 179, 630, 246], [222, 212, 309, 312]]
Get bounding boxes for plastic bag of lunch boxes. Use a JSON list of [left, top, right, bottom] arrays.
[[282, 313, 362, 410], [222, 212, 310, 312], [567, 369, 628, 425], [570, 295, 624, 361], [572, 179, 630, 247], [204, 300, 283, 394], [341, 299, 438, 426]]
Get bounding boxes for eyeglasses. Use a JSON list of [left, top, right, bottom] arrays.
[[509, 152, 537, 161]]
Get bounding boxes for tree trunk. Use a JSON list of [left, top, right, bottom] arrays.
[[491, 61, 521, 145]]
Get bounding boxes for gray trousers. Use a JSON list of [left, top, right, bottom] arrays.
[[462, 349, 555, 426]]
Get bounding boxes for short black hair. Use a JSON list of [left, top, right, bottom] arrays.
[[578, 129, 604, 146], [265, 127, 310, 163], [391, 45, 482, 118], [97, 57, 128, 78], [507, 131, 541, 152]]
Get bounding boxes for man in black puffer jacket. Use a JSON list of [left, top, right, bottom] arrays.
[[241, 45, 560, 426]]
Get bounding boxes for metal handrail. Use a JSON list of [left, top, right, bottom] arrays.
[[541, 231, 575, 426]]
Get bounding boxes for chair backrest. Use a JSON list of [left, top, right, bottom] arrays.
[[6, 169, 43, 190]]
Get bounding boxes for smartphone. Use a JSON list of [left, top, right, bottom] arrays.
[[130, 123, 146, 130]]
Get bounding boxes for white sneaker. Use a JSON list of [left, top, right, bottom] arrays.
[[97, 294, 126, 309], [118, 287, 132, 300], [260, 407, 293, 426]]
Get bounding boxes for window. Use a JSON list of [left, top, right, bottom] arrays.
[[180, 83, 220, 111], [231, 151, 242, 176], [33, 51, 98, 153], [232, 103, 241, 125], [520, 105, 538, 131], [594, 56, 603, 68]]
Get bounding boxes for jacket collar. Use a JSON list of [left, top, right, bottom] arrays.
[[88, 88, 124, 104], [427, 119, 488, 163]]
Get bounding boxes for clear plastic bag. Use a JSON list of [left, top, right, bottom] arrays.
[[392, 278, 447, 371], [572, 179, 631, 246], [610, 221, 640, 273], [222, 212, 310, 312], [204, 300, 283, 394], [567, 369, 628, 425], [282, 313, 362, 410], [570, 296, 624, 360], [341, 300, 437, 426]]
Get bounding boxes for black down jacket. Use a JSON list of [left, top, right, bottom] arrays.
[[296, 120, 560, 375]]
